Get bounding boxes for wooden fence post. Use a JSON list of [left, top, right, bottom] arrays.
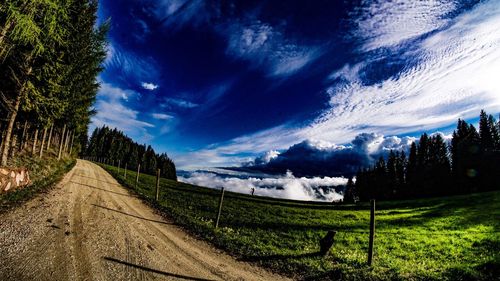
[[135, 164, 140, 188], [155, 168, 160, 201], [319, 230, 337, 256], [215, 187, 225, 229], [124, 163, 127, 179], [368, 199, 376, 266]]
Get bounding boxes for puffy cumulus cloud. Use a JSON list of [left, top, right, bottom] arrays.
[[252, 150, 280, 165], [224, 19, 322, 77], [141, 82, 159, 90], [183, 1, 500, 166], [179, 170, 346, 202], [246, 133, 416, 177]]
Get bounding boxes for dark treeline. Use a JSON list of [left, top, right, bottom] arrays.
[[348, 110, 500, 202], [0, 0, 107, 164], [86, 126, 177, 181]]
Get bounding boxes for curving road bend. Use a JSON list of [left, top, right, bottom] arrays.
[[0, 160, 290, 281]]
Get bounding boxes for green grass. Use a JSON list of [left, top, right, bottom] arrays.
[[101, 163, 499, 280], [0, 155, 76, 212]]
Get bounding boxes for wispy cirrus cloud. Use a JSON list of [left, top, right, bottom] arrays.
[[349, 0, 457, 51], [224, 19, 322, 77], [151, 113, 173, 120], [161, 97, 199, 109], [91, 81, 154, 142], [104, 42, 159, 83], [149, 0, 211, 29], [174, 0, 500, 168]]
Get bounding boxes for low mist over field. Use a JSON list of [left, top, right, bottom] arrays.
[[179, 170, 346, 202]]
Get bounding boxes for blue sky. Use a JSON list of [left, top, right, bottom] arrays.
[[92, 0, 500, 169]]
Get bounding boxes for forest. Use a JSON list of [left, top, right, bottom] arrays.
[[0, 0, 107, 164], [348, 110, 500, 202], [86, 126, 177, 180]]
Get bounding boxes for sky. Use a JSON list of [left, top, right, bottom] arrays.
[[93, 0, 500, 170]]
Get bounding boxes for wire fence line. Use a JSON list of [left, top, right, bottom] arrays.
[[335, 229, 499, 236], [89, 158, 499, 266]]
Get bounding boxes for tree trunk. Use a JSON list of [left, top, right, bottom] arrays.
[[0, 129, 6, 158], [10, 135, 17, 158], [1, 57, 33, 164], [19, 120, 28, 151], [64, 129, 71, 154], [39, 127, 48, 158], [0, 21, 13, 60], [69, 131, 75, 155], [57, 125, 66, 160], [47, 125, 53, 152], [32, 128, 39, 156], [0, 94, 21, 166]]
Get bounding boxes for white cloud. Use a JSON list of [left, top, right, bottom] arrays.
[[308, 0, 500, 142], [350, 0, 456, 51], [198, 0, 500, 161], [224, 20, 321, 77], [179, 170, 346, 202], [91, 81, 154, 142], [329, 62, 365, 82], [150, 0, 209, 29], [151, 113, 173, 120], [161, 97, 199, 109], [104, 43, 159, 82], [157, 1, 500, 170], [142, 82, 159, 90], [253, 150, 280, 165]]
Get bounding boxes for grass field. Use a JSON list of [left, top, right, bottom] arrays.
[[100, 163, 499, 280]]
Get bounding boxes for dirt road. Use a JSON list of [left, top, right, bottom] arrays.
[[0, 160, 290, 281]]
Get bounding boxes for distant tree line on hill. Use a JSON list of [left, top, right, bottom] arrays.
[[86, 126, 177, 180], [0, 0, 107, 165], [346, 110, 500, 202]]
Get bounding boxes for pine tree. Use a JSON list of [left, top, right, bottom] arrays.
[[479, 110, 495, 151], [0, 0, 70, 165], [343, 177, 356, 203]]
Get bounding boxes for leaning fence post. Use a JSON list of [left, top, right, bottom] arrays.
[[368, 199, 376, 266], [215, 187, 225, 229], [124, 163, 127, 179], [155, 168, 160, 201], [319, 230, 337, 256], [135, 164, 140, 188]]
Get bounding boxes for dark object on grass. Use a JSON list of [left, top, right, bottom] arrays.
[[319, 230, 336, 256]]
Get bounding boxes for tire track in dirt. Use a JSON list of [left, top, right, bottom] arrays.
[[1, 160, 291, 281]]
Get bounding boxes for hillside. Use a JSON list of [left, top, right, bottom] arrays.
[[100, 162, 500, 280]]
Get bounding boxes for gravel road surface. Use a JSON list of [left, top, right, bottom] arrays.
[[0, 160, 290, 281]]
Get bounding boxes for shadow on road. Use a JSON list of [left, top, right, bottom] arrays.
[[102, 257, 216, 281], [91, 203, 174, 225], [70, 181, 136, 198], [72, 174, 122, 186]]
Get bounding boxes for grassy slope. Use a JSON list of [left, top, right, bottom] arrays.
[[101, 163, 499, 281], [0, 155, 76, 212]]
